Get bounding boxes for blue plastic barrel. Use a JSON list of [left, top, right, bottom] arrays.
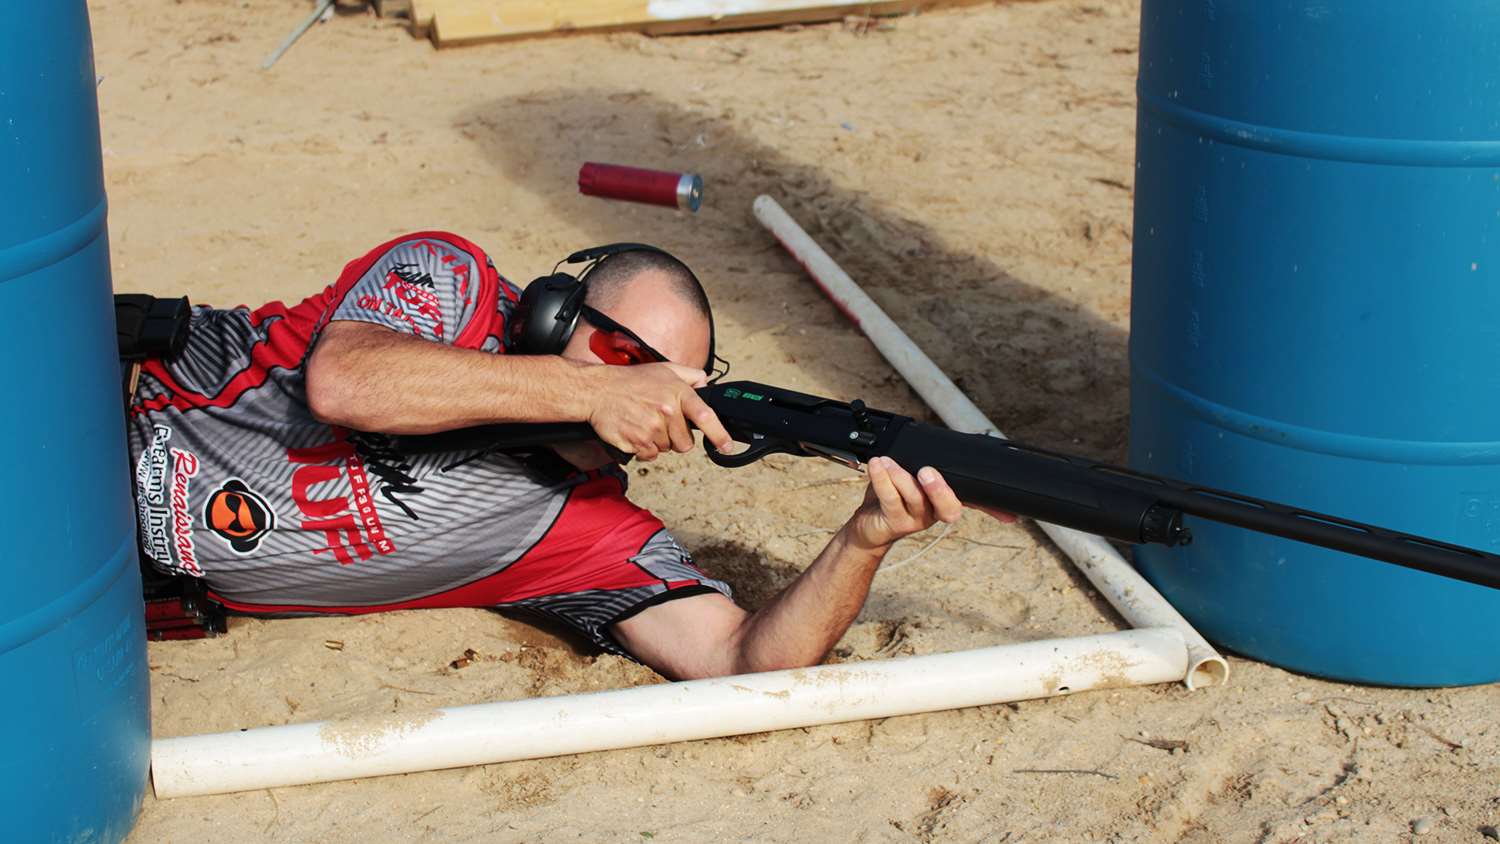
[[1129, 2, 1500, 686], [0, 2, 151, 839]]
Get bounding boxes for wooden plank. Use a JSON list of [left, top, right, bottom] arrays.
[[432, 2, 551, 44], [409, 0, 432, 35], [413, 1, 501, 42], [431, 0, 991, 47], [641, 0, 992, 36], [409, 0, 461, 37]]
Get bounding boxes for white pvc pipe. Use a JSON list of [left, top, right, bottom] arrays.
[[752, 195, 1227, 689], [151, 627, 1187, 798]]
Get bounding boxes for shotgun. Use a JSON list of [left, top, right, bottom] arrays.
[[401, 380, 1500, 591]]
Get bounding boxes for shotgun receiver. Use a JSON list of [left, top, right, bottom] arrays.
[[400, 380, 1500, 590]]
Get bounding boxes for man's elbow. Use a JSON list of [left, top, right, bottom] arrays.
[[644, 641, 814, 682], [305, 382, 349, 428], [711, 629, 826, 678], [305, 350, 363, 429], [696, 654, 822, 680]]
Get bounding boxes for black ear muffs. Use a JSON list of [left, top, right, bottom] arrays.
[[510, 242, 718, 375], [508, 273, 587, 356]]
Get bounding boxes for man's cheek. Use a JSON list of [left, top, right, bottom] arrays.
[[557, 331, 596, 364]]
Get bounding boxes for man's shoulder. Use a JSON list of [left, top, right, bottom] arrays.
[[383, 230, 485, 257], [367, 231, 521, 303]]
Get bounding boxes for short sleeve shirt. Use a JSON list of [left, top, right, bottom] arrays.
[[126, 232, 729, 653]]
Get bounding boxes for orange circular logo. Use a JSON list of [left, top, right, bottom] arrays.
[[203, 479, 275, 553]]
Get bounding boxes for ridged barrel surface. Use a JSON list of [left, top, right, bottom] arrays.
[[0, 3, 150, 839], [1129, 1, 1500, 685]]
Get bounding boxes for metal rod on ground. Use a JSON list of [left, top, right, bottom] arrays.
[[751, 194, 1228, 689], [151, 628, 1188, 798], [262, 0, 336, 70]]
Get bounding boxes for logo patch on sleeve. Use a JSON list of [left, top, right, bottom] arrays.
[[204, 479, 277, 554]]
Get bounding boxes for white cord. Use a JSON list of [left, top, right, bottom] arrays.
[[877, 520, 954, 575]]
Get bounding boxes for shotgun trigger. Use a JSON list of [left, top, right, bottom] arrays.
[[705, 433, 804, 468]]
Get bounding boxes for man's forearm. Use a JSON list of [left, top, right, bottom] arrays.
[[306, 321, 594, 434], [726, 527, 889, 674]]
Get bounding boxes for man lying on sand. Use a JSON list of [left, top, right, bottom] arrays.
[[129, 232, 1003, 679]]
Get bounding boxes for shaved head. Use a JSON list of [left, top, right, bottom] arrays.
[[583, 249, 711, 321]]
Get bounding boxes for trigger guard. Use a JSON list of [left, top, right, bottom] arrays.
[[706, 435, 800, 468]]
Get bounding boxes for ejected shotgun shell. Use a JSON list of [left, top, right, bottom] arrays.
[[578, 162, 703, 212]]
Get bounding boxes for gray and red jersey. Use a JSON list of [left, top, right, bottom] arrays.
[[127, 232, 729, 653]]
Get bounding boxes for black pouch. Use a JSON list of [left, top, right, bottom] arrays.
[[115, 293, 191, 361]]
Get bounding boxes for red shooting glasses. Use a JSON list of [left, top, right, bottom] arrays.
[[580, 305, 729, 381], [581, 305, 669, 366]]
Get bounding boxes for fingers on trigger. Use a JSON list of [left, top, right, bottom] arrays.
[[688, 403, 732, 449], [663, 409, 694, 453]]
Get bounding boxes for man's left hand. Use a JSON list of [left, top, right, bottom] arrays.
[[843, 457, 1016, 554]]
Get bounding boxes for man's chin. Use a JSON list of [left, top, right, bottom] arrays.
[[551, 441, 617, 472]]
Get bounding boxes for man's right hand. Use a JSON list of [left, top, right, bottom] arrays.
[[580, 363, 733, 461]]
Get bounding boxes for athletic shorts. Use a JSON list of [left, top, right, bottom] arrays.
[[199, 472, 735, 659]]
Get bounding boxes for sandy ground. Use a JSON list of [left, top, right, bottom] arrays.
[[87, 0, 1500, 841]]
